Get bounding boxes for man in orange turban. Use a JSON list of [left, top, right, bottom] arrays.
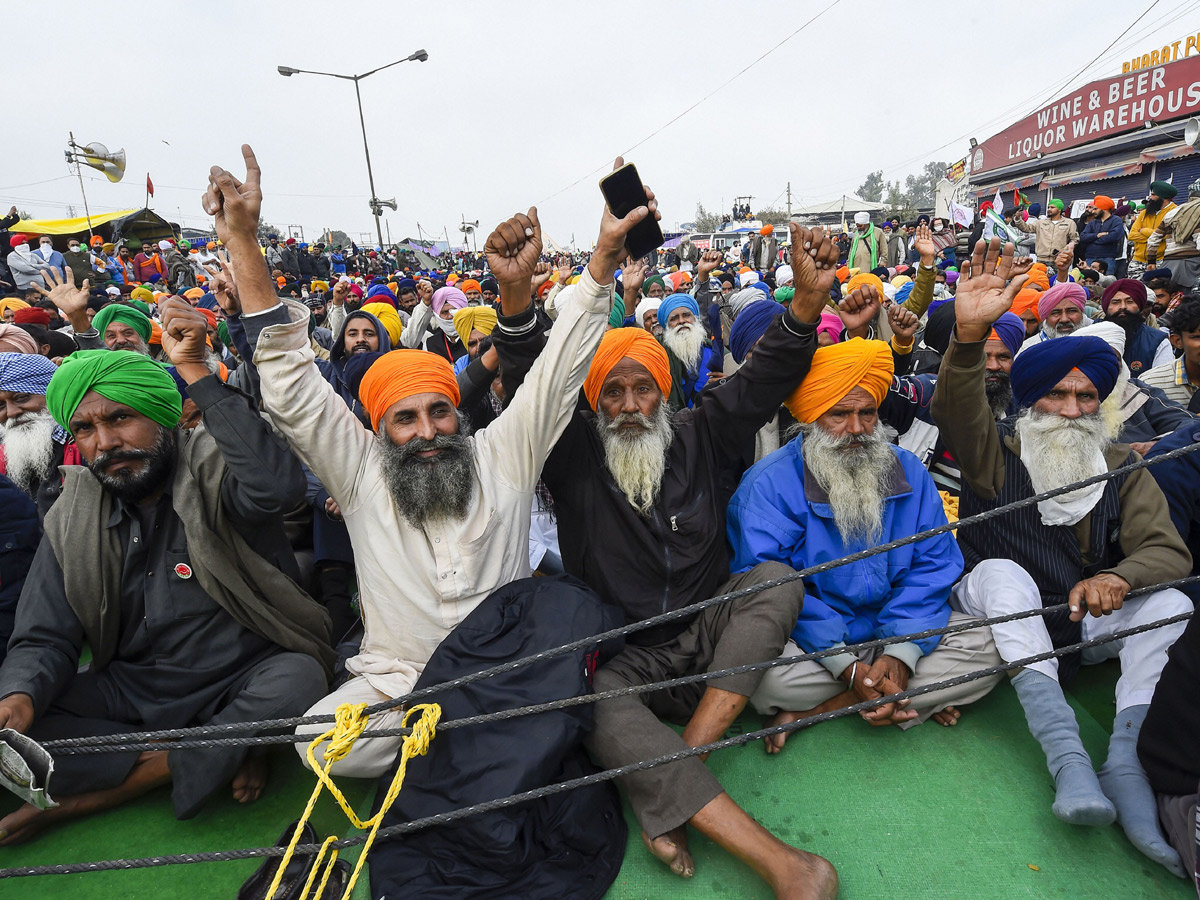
[[213, 145, 648, 781], [730, 335, 997, 750], [1010, 286, 1043, 337], [495, 219, 844, 890]]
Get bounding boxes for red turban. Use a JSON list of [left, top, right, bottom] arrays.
[[785, 338, 893, 423], [358, 349, 460, 430], [13, 307, 51, 327], [197, 308, 218, 328], [583, 329, 672, 410]]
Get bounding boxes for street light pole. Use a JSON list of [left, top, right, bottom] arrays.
[[278, 50, 428, 253], [351, 77, 385, 250]]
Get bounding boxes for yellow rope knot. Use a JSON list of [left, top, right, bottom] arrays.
[[265, 701, 442, 900]]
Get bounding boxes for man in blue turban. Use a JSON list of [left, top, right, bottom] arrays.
[[656, 293, 719, 410], [931, 238, 1192, 876], [0, 352, 75, 515], [729, 299, 784, 365]]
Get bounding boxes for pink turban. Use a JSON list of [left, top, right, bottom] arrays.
[[431, 286, 468, 317], [1037, 282, 1087, 321]]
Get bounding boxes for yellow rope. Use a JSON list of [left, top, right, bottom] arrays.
[[264, 701, 441, 900]]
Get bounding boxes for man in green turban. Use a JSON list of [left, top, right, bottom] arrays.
[[91, 303, 154, 355], [0, 299, 334, 842]]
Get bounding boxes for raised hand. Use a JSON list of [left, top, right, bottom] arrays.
[[953, 238, 1028, 343], [913, 222, 936, 262], [483, 207, 542, 287], [888, 302, 920, 342], [159, 296, 211, 374], [788, 224, 839, 323], [203, 250, 240, 316], [696, 249, 722, 280], [201, 144, 262, 249], [1008, 255, 1035, 281], [588, 157, 660, 285], [1054, 242, 1075, 273], [418, 279, 433, 306], [330, 279, 351, 308], [838, 283, 881, 334], [622, 257, 649, 299], [532, 261, 553, 291], [32, 266, 89, 321]]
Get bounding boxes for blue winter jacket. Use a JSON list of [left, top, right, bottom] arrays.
[[727, 435, 963, 674]]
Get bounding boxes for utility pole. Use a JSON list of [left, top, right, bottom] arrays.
[[786, 182, 792, 217]]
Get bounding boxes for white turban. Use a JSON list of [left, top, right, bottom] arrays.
[[1070, 321, 1126, 356], [739, 270, 760, 288], [854, 211, 870, 225], [634, 297, 659, 326], [775, 264, 793, 286]]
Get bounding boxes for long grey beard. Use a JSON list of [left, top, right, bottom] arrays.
[[595, 403, 673, 516], [1015, 408, 1110, 493], [0, 410, 57, 494], [662, 322, 704, 371], [1098, 368, 1130, 440], [799, 422, 899, 545], [376, 415, 477, 529]]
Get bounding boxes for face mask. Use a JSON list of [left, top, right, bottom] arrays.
[[40, 244, 53, 254], [69, 245, 79, 252], [933, 225, 944, 233]]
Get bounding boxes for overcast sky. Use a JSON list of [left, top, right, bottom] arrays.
[[7, 0, 1193, 248]]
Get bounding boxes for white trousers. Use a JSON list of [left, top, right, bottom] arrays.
[[293, 675, 407, 779], [749, 613, 1003, 727], [951, 559, 1190, 712]]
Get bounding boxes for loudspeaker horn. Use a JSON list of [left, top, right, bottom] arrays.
[[71, 140, 126, 183], [1185, 117, 1200, 148]]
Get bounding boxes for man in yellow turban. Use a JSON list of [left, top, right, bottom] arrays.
[[0, 298, 30, 323], [496, 217, 844, 891], [452, 305, 497, 359], [0, 297, 333, 843], [212, 146, 639, 781], [361, 301, 403, 346], [730, 336, 1000, 751]]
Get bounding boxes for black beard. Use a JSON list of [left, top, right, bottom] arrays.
[[376, 420, 476, 529], [1107, 309, 1142, 332], [985, 373, 1013, 419], [1145, 197, 1164, 215], [87, 427, 177, 504]]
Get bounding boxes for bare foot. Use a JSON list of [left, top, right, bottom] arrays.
[[0, 750, 170, 845], [931, 706, 961, 727], [771, 846, 839, 900], [232, 752, 269, 804], [641, 826, 694, 878], [764, 710, 810, 755]]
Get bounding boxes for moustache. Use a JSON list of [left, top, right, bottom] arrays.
[[89, 447, 156, 471], [393, 432, 464, 465]]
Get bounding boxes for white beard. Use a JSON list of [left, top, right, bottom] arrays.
[[595, 403, 673, 515], [1016, 408, 1110, 526], [1016, 409, 1110, 492], [662, 323, 704, 371], [1098, 367, 1130, 441], [798, 422, 899, 545], [0, 409, 57, 494]]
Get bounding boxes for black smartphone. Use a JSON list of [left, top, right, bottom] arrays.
[[599, 163, 664, 261]]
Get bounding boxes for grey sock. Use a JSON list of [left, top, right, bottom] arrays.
[[1011, 669, 1115, 826], [1098, 705, 1185, 877]]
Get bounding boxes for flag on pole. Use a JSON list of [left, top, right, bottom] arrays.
[[146, 174, 154, 198], [949, 200, 974, 229], [982, 190, 1020, 245]]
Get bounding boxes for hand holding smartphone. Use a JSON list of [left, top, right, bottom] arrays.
[[599, 163, 664, 261]]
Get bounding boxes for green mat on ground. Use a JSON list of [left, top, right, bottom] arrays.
[[0, 662, 1192, 899]]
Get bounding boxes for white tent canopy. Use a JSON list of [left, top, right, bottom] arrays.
[[789, 194, 888, 217]]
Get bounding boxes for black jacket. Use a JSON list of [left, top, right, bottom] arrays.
[[369, 575, 626, 900], [495, 305, 818, 644]]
